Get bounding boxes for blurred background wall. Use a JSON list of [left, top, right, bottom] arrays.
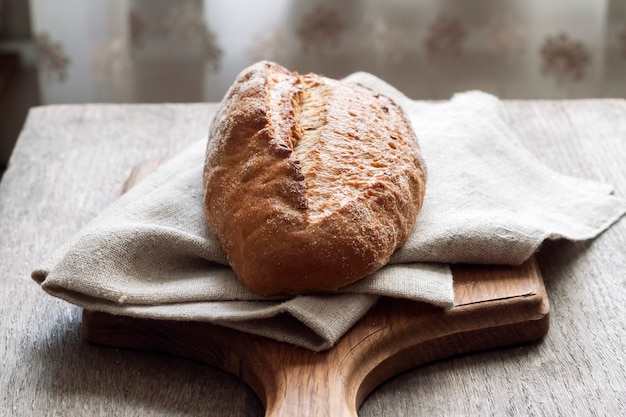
[[1, 0, 625, 172]]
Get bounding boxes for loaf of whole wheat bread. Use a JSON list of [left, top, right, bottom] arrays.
[[203, 61, 427, 296]]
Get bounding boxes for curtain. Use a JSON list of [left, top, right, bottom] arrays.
[[29, 0, 626, 104]]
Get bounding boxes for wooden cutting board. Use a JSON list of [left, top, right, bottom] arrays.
[[82, 158, 550, 417]]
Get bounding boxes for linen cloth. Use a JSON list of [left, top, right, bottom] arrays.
[[32, 74, 626, 351]]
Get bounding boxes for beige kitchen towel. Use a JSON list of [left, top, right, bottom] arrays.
[[32, 74, 626, 351]]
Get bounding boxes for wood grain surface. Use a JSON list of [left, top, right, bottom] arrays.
[[1, 101, 625, 416]]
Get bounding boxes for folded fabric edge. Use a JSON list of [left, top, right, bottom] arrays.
[[345, 263, 455, 308], [552, 211, 626, 243], [31, 268, 47, 285], [514, 199, 626, 265], [35, 283, 375, 352], [528, 185, 624, 254], [282, 294, 380, 342], [34, 241, 454, 306], [219, 316, 333, 352]]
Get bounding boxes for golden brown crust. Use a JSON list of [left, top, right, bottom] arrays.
[[203, 61, 427, 296]]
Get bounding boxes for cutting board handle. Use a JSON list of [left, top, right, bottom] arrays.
[[262, 356, 357, 417]]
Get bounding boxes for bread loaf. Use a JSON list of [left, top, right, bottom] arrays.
[[203, 61, 427, 296]]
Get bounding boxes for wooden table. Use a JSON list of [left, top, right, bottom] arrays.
[[1, 101, 625, 416]]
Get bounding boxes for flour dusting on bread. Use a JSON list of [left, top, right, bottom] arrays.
[[203, 61, 427, 296]]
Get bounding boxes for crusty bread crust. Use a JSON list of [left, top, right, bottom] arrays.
[[203, 61, 427, 296]]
